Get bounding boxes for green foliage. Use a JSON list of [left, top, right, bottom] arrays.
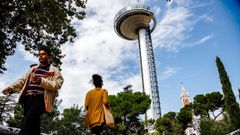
[[216, 56, 240, 129], [193, 92, 224, 120], [200, 115, 232, 135], [155, 112, 184, 135], [109, 85, 151, 134], [200, 118, 212, 135], [206, 92, 224, 112], [144, 118, 155, 127], [0, 0, 87, 73], [155, 113, 175, 133], [164, 112, 177, 120], [0, 94, 17, 124], [7, 100, 89, 134], [155, 105, 193, 135], [6, 103, 23, 128], [40, 113, 60, 134], [193, 94, 209, 118], [56, 105, 88, 135], [177, 105, 193, 130], [110, 91, 150, 119], [6, 99, 62, 134], [40, 99, 62, 134]]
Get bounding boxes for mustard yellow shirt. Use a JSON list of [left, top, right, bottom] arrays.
[[85, 88, 109, 128]]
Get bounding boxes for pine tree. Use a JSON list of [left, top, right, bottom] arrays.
[[216, 56, 240, 129]]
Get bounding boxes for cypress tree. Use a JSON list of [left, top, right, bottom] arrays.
[[216, 56, 240, 129]]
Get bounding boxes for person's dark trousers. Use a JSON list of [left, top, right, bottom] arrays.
[[18, 94, 46, 135], [91, 125, 104, 135]]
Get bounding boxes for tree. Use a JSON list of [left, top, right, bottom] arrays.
[[177, 105, 193, 131], [144, 118, 155, 130], [6, 103, 23, 128], [0, 0, 87, 73], [158, 112, 177, 134], [109, 85, 151, 134], [7, 99, 62, 134], [0, 94, 17, 124], [193, 92, 224, 120], [56, 105, 89, 135], [216, 56, 240, 129], [200, 116, 232, 135], [40, 99, 62, 134], [193, 94, 209, 118], [154, 105, 193, 135], [155, 112, 183, 135]]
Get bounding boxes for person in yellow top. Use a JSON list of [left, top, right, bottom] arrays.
[[85, 74, 110, 135]]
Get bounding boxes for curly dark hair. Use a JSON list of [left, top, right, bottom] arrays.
[[39, 46, 51, 56], [92, 74, 103, 88]]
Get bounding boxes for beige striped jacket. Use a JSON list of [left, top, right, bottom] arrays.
[[9, 65, 64, 112]]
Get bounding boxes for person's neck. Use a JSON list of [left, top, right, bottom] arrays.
[[40, 62, 49, 67]]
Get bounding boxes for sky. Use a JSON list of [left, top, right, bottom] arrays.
[[0, 0, 240, 115]]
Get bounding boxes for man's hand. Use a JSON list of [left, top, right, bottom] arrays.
[[30, 74, 42, 84], [2, 87, 13, 95]]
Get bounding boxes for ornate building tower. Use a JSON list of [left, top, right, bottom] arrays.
[[114, 5, 161, 120], [180, 83, 190, 107], [180, 83, 200, 135]]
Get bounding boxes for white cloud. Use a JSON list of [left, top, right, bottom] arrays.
[[0, 45, 39, 96], [153, 6, 161, 16], [152, 6, 193, 52], [18, 45, 38, 63], [196, 34, 214, 44], [183, 34, 214, 48], [58, 0, 145, 109], [122, 74, 143, 92], [159, 67, 179, 80], [1, 0, 214, 113], [201, 14, 214, 22], [152, 0, 213, 52], [0, 0, 144, 110], [172, 0, 214, 9]]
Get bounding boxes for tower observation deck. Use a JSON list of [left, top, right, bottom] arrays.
[[114, 5, 161, 119]]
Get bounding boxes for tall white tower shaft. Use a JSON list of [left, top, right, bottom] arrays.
[[114, 5, 161, 120], [139, 28, 160, 118]]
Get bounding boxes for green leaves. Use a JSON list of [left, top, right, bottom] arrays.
[[6, 104, 23, 128], [110, 91, 151, 120], [216, 56, 240, 130], [6, 101, 89, 134], [155, 112, 184, 135], [109, 85, 151, 134], [177, 105, 193, 129], [0, 0, 87, 72], [155, 91, 225, 134], [57, 105, 88, 135], [193, 92, 224, 120], [200, 116, 232, 135]]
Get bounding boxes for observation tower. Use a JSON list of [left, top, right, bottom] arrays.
[[114, 5, 161, 119]]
